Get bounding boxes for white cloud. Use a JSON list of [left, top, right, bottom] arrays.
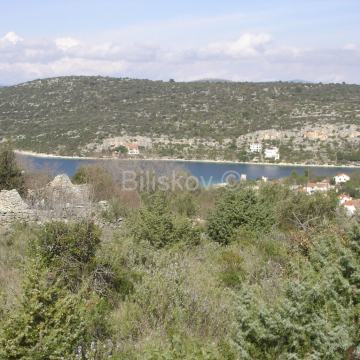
[[344, 43, 358, 51], [201, 33, 272, 58], [0, 32, 24, 46], [0, 31, 359, 84], [55, 37, 80, 51]]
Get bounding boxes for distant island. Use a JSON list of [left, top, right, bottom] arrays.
[[1, 76, 360, 165]]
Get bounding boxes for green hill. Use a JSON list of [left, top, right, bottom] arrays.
[[1, 76, 360, 163]]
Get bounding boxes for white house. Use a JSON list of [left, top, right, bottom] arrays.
[[249, 143, 262, 153], [343, 199, 360, 216], [305, 180, 331, 194], [333, 173, 350, 185], [127, 143, 140, 155], [264, 147, 280, 160]]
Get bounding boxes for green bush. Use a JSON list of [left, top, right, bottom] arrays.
[[114, 145, 128, 154], [129, 192, 200, 248], [0, 148, 25, 195], [0, 264, 92, 360], [0, 221, 131, 359], [35, 221, 100, 267], [233, 229, 360, 359], [207, 188, 276, 245], [219, 249, 245, 288], [72, 165, 118, 201], [101, 197, 130, 222], [172, 192, 198, 217], [340, 173, 360, 198], [277, 191, 337, 230]]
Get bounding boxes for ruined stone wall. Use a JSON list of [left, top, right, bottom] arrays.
[[0, 189, 35, 226]]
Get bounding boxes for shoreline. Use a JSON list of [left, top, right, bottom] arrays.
[[14, 149, 360, 169]]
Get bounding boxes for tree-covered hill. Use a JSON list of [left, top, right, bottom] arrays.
[[1, 76, 360, 161]]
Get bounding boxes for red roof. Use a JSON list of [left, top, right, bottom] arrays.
[[344, 199, 360, 208], [127, 143, 139, 150]]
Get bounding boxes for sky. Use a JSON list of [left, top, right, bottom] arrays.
[[1, 0, 360, 84]]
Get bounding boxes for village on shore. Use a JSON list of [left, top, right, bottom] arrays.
[[215, 171, 360, 217]]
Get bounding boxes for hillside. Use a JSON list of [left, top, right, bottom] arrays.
[[1, 76, 360, 163]]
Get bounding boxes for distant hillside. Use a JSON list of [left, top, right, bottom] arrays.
[[0, 76, 360, 162], [194, 78, 233, 83]]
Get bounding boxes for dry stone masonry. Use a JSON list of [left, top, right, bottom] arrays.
[[0, 189, 35, 225], [1, 174, 115, 228]]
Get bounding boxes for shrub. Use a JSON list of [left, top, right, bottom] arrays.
[[36, 221, 101, 267], [172, 192, 198, 217], [72, 164, 117, 201], [207, 188, 276, 245], [101, 197, 129, 222], [277, 191, 337, 230], [0, 221, 131, 359], [233, 229, 360, 359], [0, 264, 92, 359], [219, 249, 245, 288], [32, 221, 101, 292], [129, 192, 200, 248], [114, 145, 128, 154], [0, 148, 25, 195], [111, 335, 237, 360]]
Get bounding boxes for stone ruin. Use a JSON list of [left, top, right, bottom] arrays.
[[0, 174, 94, 227], [28, 174, 92, 219], [38, 174, 90, 208], [0, 189, 35, 226]]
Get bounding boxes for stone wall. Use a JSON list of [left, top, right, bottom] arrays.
[[0, 175, 116, 228], [0, 189, 35, 226]]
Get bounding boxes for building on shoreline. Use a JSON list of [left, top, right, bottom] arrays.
[[333, 173, 350, 184], [126, 143, 140, 155], [249, 143, 262, 153], [264, 147, 280, 160]]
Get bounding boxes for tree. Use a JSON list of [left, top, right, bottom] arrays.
[[114, 145, 128, 154], [207, 188, 276, 245], [0, 148, 25, 195]]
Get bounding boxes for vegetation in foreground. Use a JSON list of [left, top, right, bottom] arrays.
[[0, 158, 360, 359]]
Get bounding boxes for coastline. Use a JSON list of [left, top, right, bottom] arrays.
[[14, 149, 360, 169]]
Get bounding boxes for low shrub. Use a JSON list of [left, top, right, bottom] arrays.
[[207, 188, 276, 245], [129, 192, 200, 248]]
